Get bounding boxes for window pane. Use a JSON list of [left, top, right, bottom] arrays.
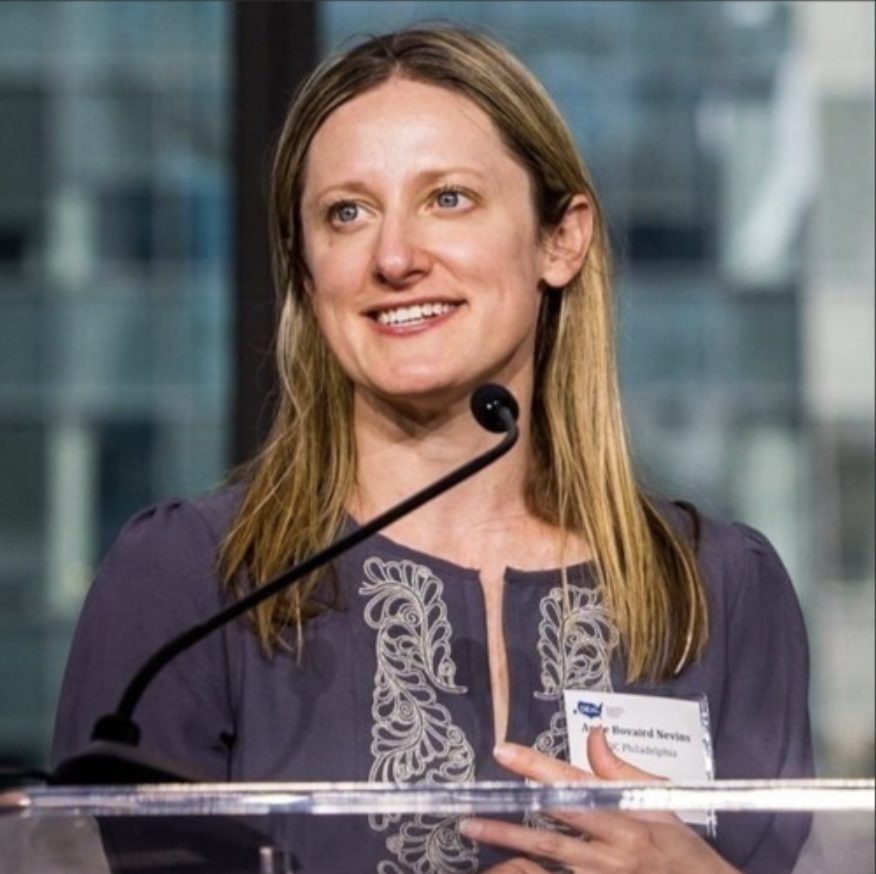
[[0, 0, 231, 766], [320, 0, 875, 778]]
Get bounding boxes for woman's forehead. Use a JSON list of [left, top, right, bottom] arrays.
[[302, 78, 523, 194]]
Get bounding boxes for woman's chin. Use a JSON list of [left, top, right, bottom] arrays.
[[356, 379, 479, 417]]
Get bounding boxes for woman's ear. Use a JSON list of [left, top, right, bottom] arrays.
[[539, 194, 593, 289]]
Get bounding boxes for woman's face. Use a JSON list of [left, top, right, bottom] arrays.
[[299, 78, 560, 414]]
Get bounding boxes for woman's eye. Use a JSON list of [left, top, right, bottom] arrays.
[[435, 188, 466, 209], [329, 202, 360, 224]]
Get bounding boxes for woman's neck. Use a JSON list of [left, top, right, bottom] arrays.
[[349, 388, 537, 563]]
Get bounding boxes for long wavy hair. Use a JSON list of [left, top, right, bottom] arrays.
[[219, 25, 707, 681]]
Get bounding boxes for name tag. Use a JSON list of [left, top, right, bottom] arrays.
[[562, 689, 715, 829]]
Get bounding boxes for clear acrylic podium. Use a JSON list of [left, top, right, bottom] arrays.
[[2, 779, 873, 873]]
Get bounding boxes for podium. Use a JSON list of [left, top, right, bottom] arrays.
[[2, 779, 873, 873]]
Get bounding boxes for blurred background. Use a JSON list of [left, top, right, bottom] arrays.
[[0, 0, 872, 782]]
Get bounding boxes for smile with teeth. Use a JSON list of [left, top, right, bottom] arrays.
[[375, 302, 458, 327]]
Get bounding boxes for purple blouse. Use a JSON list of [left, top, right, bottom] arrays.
[[52, 485, 814, 873]]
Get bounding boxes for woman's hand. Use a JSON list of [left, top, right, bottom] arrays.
[[462, 727, 740, 874]]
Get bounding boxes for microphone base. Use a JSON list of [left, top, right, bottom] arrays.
[[50, 740, 208, 785]]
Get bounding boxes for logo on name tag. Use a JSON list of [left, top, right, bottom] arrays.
[[575, 699, 623, 720], [575, 700, 603, 719]]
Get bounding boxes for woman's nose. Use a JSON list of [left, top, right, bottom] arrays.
[[371, 212, 431, 288]]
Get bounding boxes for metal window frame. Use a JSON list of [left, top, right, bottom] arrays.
[[232, 1, 318, 463]]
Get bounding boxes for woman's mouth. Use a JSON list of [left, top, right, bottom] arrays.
[[374, 301, 460, 328]]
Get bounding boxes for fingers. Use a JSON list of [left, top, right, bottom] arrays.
[[461, 817, 599, 870], [493, 741, 597, 783], [580, 727, 678, 829], [585, 726, 665, 782], [473, 737, 736, 874], [493, 732, 677, 841], [476, 857, 548, 873], [493, 728, 664, 785], [463, 814, 735, 874]]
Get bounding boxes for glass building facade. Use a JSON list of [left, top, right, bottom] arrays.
[[0, 1, 231, 764], [0, 1, 872, 782], [321, 0, 875, 778]]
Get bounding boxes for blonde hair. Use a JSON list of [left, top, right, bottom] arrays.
[[220, 25, 707, 680]]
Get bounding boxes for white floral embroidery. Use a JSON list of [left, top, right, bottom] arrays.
[[535, 584, 617, 703], [379, 818, 478, 874], [528, 583, 618, 833], [360, 557, 478, 874]]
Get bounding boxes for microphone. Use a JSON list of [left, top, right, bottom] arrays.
[[50, 384, 520, 784], [471, 383, 519, 433]]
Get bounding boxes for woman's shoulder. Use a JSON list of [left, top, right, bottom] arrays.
[[109, 482, 243, 556], [87, 482, 245, 612], [657, 497, 779, 555], [654, 498, 799, 614], [54, 485, 245, 769]]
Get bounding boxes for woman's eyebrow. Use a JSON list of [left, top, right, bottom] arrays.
[[414, 166, 488, 183], [308, 166, 490, 203]]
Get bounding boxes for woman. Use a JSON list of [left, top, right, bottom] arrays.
[[53, 25, 814, 874]]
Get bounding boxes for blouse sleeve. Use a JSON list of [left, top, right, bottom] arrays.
[[50, 499, 236, 780], [711, 523, 815, 873]]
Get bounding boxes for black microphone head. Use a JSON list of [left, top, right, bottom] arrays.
[[470, 384, 519, 433]]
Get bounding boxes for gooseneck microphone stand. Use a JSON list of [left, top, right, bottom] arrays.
[[51, 384, 519, 784]]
